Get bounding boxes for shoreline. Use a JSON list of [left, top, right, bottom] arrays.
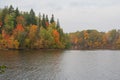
[[0, 48, 120, 51]]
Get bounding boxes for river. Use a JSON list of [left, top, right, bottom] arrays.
[[0, 50, 120, 80]]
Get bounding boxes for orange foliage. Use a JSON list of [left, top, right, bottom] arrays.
[[74, 37, 78, 44], [29, 25, 37, 33], [53, 29, 60, 43], [29, 25, 37, 40], [2, 30, 10, 40], [15, 24, 24, 32]]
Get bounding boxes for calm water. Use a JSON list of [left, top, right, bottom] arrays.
[[0, 50, 120, 80]]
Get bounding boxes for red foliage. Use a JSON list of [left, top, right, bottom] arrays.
[[0, 22, 2, 27], [45, 22, 49, 27], [2, 30, 10, 40], [15, 24, 24, 32]]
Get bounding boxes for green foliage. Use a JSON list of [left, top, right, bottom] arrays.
[[4, 14, 15, 34], [8, 5, 14, 14], [107, 29, 117, 44], [1, 5, 119, 50], [42, 14, 46, 29], [39, 27, 54, 48], [38, 13, 41, 28], [1, 7, 9, 26], [0, 5, 70, 49], [15, 7, 20, 17], [0, 65, 7, 74], [29, 9, 37, 25]]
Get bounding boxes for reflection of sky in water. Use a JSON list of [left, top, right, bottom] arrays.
[[0, 50, 120, 80]]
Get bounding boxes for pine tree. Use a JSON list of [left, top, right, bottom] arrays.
[[42, 14, 46, 29], [56, 19, 60, 29], [46, 15, 49, 22], [37, 13, 41, 37], [14, 7, 20, 27], [30, 9, 37, 25], [50, 14, 55, 24], [15, 7, 20, 17], [38, 13, 41, 28], [23, 12, 31, 26], [45, 15, 49, 27], [1, 6, 9, 26], [8, 5, 14, 14]]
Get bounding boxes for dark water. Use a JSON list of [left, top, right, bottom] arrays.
[[0, 50, 120, 80]]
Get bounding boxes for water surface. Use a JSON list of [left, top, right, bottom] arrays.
[[0, 50, 120, 80]]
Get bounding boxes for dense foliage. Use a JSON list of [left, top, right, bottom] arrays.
[[69, 30, 120, 49], [0, 5, 70, 49], [0, 5, 120, 50]]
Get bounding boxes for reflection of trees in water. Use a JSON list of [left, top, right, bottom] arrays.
[[0, 65, 7, 74]]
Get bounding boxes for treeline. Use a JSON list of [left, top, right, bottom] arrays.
[[0, 5, 70, 49], [69, 29, 120, 49]]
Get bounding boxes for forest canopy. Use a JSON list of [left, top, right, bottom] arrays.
[[0, 5, 120, 50], [0, 5, 70, 49], [69, 29, 120, 49]]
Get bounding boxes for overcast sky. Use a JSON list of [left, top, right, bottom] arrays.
[[0, 0, 120, 33]]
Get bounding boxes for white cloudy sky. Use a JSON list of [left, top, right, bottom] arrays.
[[0, 0, 120, 33]]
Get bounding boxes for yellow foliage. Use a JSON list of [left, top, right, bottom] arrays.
[[116, 38, 120, 48], [29, 25, 38, 40], [84, 30, 89, 40], [14, 40, 19, 49]]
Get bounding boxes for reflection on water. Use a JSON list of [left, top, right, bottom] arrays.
[[0, 50, 120, 80]]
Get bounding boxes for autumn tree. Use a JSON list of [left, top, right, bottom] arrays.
[[28, 25, 38, 48], [108, 30, 117, 43], [16, 16, 25, 25]]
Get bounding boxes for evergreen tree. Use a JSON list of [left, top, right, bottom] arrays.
[[4, 14, 15, 34], [14, 7, 20, 27], [46, 15, 49, 22], [23, 12, 31, 26], [30, 9, 37, 25], [56, 19, 60, 29], [8, 5, 14, 14], [37, 13, 41, 37], [1, 6, 9, 26], [8, 5, 17, 28], [45, 15, 49, 27], [42, 14, 46, 29], [50, 14, 55, 24], [38, 13, 41, 28], [15, 7, 20, 17]]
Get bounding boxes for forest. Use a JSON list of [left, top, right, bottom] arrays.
[[0, 5, 70, 49], [0, 5, 120, 50], [69, 30, 120, 49]]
